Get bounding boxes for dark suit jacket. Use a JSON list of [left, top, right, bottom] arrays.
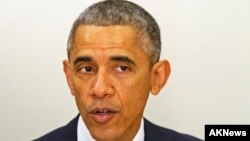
[[34, 115, 203, 141]]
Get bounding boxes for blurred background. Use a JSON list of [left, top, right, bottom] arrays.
[[0, 0, 249, 140]]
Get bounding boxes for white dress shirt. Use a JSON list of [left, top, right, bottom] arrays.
[[77, 115, 144, 141]]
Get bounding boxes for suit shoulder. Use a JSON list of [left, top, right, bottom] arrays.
[[144, 118, 203, 141], [33, 126, 68, 141], [33, 115, 79, 141]]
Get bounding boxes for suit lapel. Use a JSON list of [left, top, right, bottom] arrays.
[[60, 114, 79, 141], [144, 118, 165, 141]]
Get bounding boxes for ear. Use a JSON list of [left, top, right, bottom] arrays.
[[150, 60, 171, 95], [63, 60, 75, 96]]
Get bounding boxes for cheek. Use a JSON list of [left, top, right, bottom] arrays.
[[71, 77, 90, 111], [72, 77, 86, 95], [118, 73, 151, 115]]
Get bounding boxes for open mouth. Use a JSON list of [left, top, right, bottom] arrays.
[[89, 107, 117, 123]]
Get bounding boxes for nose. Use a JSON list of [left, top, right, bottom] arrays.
[[91, 70, 115, 98]]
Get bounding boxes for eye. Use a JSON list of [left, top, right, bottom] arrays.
[[115, 66, 130, 72], [79, 66, 94, 73]]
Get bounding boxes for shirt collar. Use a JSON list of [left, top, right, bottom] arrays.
[[77, 115, 144, 141]]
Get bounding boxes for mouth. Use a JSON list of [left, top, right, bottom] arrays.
[[89, 107, 117, 124]]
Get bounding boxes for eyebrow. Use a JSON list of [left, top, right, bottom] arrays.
[[73, 56, 92, 65], [110, 56, 136, 66], [73, 55, 136, 66]]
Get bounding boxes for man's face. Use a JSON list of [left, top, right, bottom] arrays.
[[64, 25, 153, 141]]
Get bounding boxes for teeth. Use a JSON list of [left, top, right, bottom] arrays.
[[96, 111, 107, 113], [91, 108, 115, 114]]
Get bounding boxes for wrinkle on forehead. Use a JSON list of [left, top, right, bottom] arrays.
[[74, 25, 136, 48]]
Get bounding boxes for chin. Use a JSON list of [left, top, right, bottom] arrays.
[[90, 129, 120, 141]]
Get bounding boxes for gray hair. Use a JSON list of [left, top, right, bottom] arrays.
[[67, 0, 161, 64]]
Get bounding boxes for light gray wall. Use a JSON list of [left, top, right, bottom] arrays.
[[0, 0, 249, 140]]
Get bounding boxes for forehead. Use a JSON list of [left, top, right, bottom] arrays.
[[74, 25, 136, 48], [69, 25, 148, 61]]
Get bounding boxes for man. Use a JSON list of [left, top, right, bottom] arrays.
[[35, 0, 202, 140]]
